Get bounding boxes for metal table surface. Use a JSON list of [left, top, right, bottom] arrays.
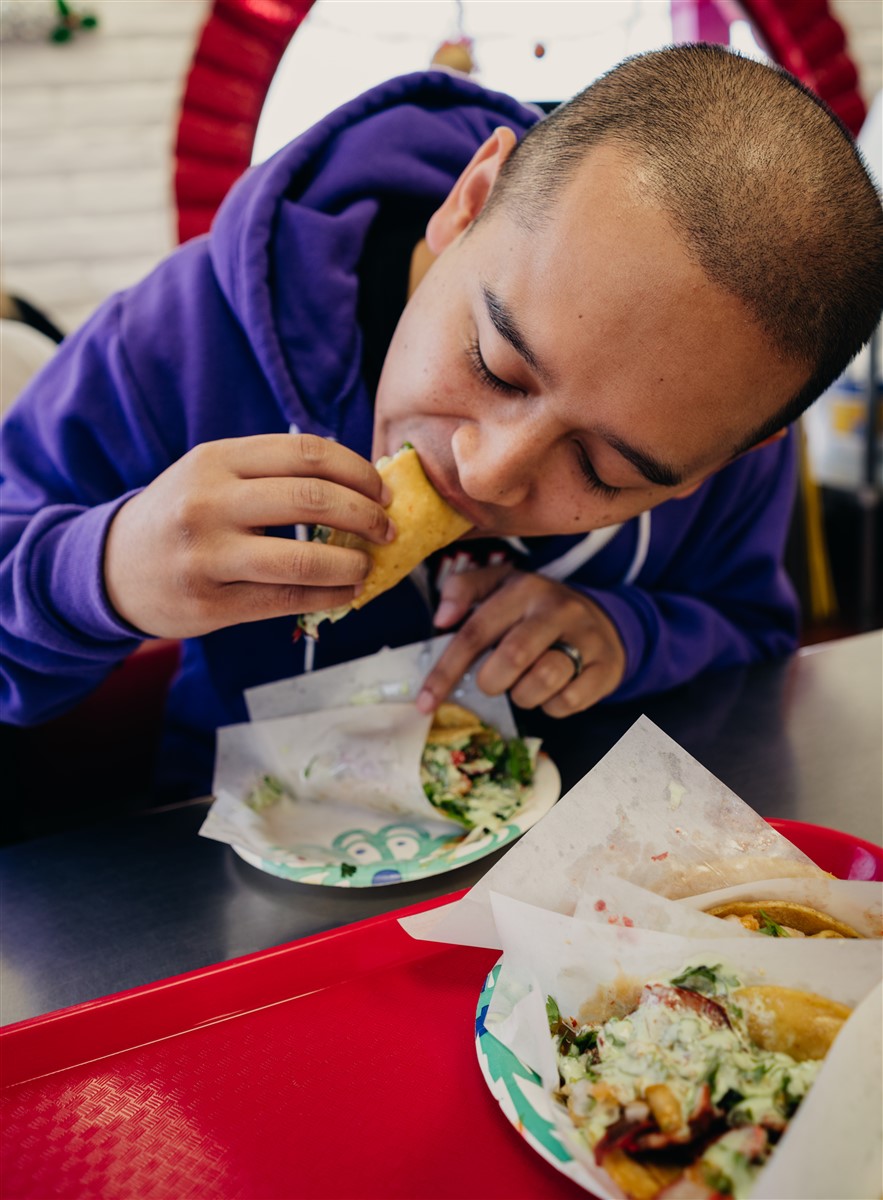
[[2, 630, 880, 1026]]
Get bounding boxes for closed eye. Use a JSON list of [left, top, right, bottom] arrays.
[[573, 440, 621, 499], [467, 338, 524, 396]]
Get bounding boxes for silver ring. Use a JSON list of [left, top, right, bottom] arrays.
[[548, 639, 583, 680]]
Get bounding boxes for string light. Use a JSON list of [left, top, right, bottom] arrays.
[[302, 0, 647, 54]]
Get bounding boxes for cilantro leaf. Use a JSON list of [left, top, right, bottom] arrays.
[[758, 909, 790, 937], [546, 995, 561, 1032], [669, 963, 730, 996]]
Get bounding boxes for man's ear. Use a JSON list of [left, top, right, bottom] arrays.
[[673, 428, 789, 500], [425, 126, 518, 255]]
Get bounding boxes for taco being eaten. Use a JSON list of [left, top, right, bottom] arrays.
[[420, 703, 539, 832], [299, 445, 471, 638], [550, 962, 851, 1200]]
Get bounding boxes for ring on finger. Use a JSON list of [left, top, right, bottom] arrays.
[[548, 639, 583, 681]]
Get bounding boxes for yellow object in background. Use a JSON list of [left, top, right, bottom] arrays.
[[797, 422, 838, 623]]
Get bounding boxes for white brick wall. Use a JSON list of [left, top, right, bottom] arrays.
[[0, 0, 879, 336], [836, 0, 883, 101], [1, 0, 210, 332]]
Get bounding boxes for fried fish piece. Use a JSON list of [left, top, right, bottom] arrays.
[[602, 1149, 682, 1200]]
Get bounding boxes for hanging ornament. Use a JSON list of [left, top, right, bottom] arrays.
[[431, 36, 477, 76], [534, 41, 546, 59], [50, 0, 99, 43], [0, 0, 98, 43]]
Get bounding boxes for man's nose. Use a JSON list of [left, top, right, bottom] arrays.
[[451, 421, 536, 507]]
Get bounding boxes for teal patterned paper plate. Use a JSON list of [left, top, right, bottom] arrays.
[[233, 754, 560, 887], [475, 963, 591, 1191]]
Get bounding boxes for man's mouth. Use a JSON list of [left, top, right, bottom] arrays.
[[419, 455, 483, 532]]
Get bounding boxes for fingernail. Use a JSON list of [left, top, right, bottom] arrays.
[[385, 519, 397, 543], [416, 688, 437, 714], [434, 600, 459, 627], [381, 484, 392, 506], [353, 581, 364, 597]]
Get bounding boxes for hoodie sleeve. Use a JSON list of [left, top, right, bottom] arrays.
[[571, 432, 800, 700], [0, 293, 178, 726]]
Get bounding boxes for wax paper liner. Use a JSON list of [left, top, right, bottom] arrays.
[[200, 702, 457, 863], [486, 891, 883, 1200], [201, 639, 534, 862], [402, 716, 825, 949], [563, 873, 883, 939], [244, 633, 519, 737]]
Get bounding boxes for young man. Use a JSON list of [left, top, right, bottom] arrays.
[[1, 45, 881, 799]]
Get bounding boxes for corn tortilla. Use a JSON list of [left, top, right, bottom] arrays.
[[325, 446, 472, 610], [706, 899, 862, 938]]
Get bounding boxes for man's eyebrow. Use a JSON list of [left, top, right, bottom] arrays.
[[481, 284, 552, 384], [601, 430, 685, 488], [481, 282, 686, 488]]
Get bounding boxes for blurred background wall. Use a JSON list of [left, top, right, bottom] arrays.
[[1, 0, 879, 334], [1, 0, 209, 332]]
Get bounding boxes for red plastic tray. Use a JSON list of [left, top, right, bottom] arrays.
[[3, 821, 880, 1200], [0, 890, 590, 1200]]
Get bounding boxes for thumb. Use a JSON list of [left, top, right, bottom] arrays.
[[434, 562, 514, 628]]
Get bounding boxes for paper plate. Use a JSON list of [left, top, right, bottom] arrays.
[[473, 818, 883, 1194], [474, 962, 586, 1189], [232, 753, 560, 887]]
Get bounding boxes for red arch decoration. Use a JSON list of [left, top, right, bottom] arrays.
[[174, 0, 316, 244], [740, 0, 866, 132], [173, 0, 868, 244]]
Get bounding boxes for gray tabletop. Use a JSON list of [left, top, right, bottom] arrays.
[[2, 630, 880, 1026]]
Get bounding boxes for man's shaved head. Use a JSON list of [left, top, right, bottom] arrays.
[[483, 43, 883, 447]]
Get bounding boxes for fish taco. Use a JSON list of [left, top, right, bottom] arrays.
[[705, 900, 863, 939], [549, 962, 851, 1199], [421, 703, 539, 832]]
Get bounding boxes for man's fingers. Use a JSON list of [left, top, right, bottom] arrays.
[[540, 652, 623, 718], [230, 477, 394, 545], [433, 562, 514, 628], [418, 579, 525, 712], [207, 434, 389, 503], [510, 644, 614, 712], [218, 534, 372, 588], [218, 580, 360, 625], [507, 646, 578, 709], [474, 616, 569, 696], [419, 572, 627, 719]]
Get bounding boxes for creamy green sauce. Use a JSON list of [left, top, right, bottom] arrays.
[[421, 731, 537, 831], [553, 965, 821, 1199]]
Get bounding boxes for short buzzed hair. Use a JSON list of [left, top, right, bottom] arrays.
[[484, 43, 883, 449]]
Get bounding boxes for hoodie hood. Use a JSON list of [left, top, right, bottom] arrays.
[[209, 71, 539, 453]]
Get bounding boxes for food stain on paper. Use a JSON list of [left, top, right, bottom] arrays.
[[667, 780, 686, 810]]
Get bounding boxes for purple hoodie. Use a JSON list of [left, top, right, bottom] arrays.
[[0, 72, 798, 797]]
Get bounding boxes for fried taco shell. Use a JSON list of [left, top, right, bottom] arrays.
[[733, 985, 852, 1061], [602, 1149, 681, 1200], [706, 899, 862, 938], [426, 702, 487, 745], [300, 446, 471, 637]]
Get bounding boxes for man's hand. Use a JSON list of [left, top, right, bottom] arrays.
[[103, 434, 395, 638], [417, 565, 626, 718]]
